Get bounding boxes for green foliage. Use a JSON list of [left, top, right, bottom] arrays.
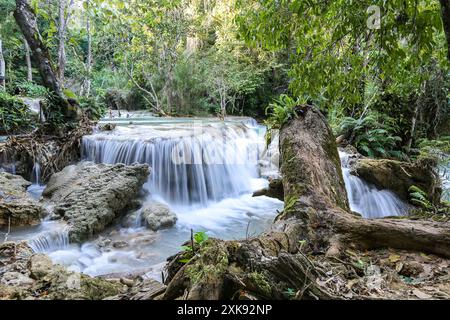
[[283, 288, 296, 299], [265, 94, 302, 129], [417, 136, 450, 155], [409, 185, 449, 219], [0, 91, 34, 134], [409, 185, 434, 210], [337, 111, 406, 159], [78, 96, 107, 120], [14, 81, 49, 98], [193, 231, 209, 245], [238, 0, 449, 153], [179, 231, 210, 263]]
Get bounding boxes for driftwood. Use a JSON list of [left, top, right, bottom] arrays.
[[0, 117, 92, 181], [161, 106, 450, 300]]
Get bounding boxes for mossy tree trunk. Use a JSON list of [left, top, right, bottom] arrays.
[[161, 106, 450, 300], [440, 0, 450, 63], [14, 0, 77, 123], [0, 39, 5, 90]]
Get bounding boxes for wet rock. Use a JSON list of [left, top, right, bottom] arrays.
[[0, 172, 46, 226], [252, 178, 284, 201], [112, 241, 129, 249], [355, 157, 441, 204], [142, 201, 177, 231], [43, 162, 150, 242], [98, 123, 116, 131]]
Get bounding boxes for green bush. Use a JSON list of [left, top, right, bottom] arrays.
[[0, 92, 35, 134], [14, 81, 49, 98], [337, 111, 406, 159], [79, 96, 107, 120]]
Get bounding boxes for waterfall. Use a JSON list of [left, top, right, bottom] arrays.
[[439, 156, 450, 202], [339, 151, 410, 218], [258, 130, 280, 179], [28, 227, 70, 253], [31, 162, 41, 185], [82, 120, 265, 207]]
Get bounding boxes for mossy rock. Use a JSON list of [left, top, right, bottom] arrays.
[[355, 157, 441, 205]]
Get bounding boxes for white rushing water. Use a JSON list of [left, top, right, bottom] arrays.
[[27, 162, 46, 200], [82, 118, 265, 207], [339, 151, 410, 218]]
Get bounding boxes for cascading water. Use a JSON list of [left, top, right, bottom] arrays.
[[339, 151, 410, 218], [6, 115, 282, 278], [27, 162, 45, 200], [439, 156, 450, 202], [82, 119, 265, 207], [28, 226, 70, 253], [31, 162, 41, 184]]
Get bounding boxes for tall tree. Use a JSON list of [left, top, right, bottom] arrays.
[[440, 0, 450, 62], [0, 39, 5, 90], [57, 0, 74, 84], [14, 0, 77, 122], [23, 37, 32, 82], [81, 0, 92, 97]]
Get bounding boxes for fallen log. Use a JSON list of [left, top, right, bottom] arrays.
[[161, 106, 450, 300]]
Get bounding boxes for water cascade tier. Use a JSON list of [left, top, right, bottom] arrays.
[[82, 118, 266, 207], [339, 151, 410, 218]]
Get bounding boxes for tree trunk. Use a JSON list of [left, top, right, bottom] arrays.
[[24, 38, 32, 82], [57, 0, 67, 83], [161, 106, 450, 300], [440, 0, 450, 63], [84, 1, 92, 97], [0, 39, 5, 90], [14, 0, 76, 122]]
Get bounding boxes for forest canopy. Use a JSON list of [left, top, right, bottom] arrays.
[[0, 0, 449, 158]]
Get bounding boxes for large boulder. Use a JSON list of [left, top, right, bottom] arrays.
[[141, 200, 177, 231], [0, 242, 122, 300], [0, 172, 46, 226], [355, 157, 441, 204], [43, 162, 149, 242]]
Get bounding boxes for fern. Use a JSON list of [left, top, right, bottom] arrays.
[[339, 110, 405, 159]]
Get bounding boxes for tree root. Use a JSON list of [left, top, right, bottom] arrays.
[[0, 117, 93, 181]]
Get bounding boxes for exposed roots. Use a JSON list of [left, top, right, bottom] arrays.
[[0, 116, 93, 181]]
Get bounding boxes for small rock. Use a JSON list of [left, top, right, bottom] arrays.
[[0, 272, 34, 287], [252, 178, 284, 201], [399, 261, 424, 277], [0, 173, 46, 226], [28, 254, 53, 279], [98, 123, 116, 131], [112, 241, 129, 249], [142, 201, 177, 231], [120, 278, 135, 287]]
